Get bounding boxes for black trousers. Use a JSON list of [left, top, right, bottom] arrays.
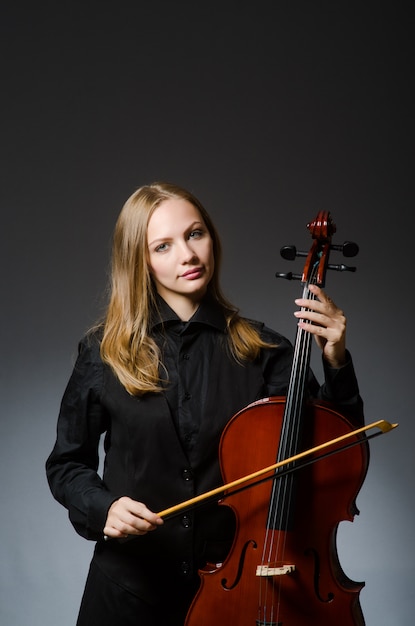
[[76, 560, 199, 626]]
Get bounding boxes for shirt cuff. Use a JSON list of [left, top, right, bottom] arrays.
[[321, 349, 360, 402]]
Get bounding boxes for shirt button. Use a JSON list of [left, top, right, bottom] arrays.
[[182, 468, 193, 480], [181, 515, 192, 528], [181, 561, 190, 575], [183, 353, 190, 360], [184, 392, 191, 401]]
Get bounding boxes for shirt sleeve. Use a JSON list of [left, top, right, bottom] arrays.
[[45, 335, 117, 540], [316, 350, 364, 425], [259, 326, 364, 426]]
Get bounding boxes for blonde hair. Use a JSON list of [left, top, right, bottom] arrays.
[[101, 182, 273, 395]]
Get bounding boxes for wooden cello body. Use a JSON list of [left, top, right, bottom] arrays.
[[185, 398, 368, 625], [185, 211, 369, 626]]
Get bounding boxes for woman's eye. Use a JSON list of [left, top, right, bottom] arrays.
[[189, 229, 203, 239], [155, 243, 168, 252]]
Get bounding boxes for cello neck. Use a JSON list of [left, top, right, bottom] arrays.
[[278, 281, 316, 462], [268, 212, 335, 530]]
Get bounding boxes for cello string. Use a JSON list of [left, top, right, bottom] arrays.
[[267, 282, 314, 531], [257, 354, 302, 621], [260, 279, 316, 621], [262, 284, 309, 529]]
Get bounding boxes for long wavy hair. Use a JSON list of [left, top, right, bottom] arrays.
[[100, 182, 273, 395]]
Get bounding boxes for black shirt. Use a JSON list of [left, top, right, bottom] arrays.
[[46, 295, 363, 602]]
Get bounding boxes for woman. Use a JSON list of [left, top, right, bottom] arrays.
[[46, 182, 363, 625]]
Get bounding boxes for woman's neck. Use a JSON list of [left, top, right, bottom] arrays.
[[159, 293, 201, 321]]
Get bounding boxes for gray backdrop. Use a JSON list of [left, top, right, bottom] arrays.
[[1, 2, 413, 625]]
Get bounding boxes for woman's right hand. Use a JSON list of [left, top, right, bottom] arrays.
[[103, 496, 164, 539]]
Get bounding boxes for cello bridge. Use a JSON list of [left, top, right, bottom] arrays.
[[256, 563, 296, 577]]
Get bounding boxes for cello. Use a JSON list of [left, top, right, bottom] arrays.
[[185, 211, 368, 625]]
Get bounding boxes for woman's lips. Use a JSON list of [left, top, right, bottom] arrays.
[[181, 267, 204, 279]]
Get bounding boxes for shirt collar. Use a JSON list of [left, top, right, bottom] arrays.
[[150, 292, 228, 333]]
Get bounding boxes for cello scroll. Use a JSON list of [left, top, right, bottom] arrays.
[[276, 211, 358, 284]]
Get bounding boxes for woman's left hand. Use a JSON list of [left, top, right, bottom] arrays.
[[294, 284, 346, 369]]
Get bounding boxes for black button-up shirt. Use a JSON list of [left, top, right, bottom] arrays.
[[46, 295, 363, 603]]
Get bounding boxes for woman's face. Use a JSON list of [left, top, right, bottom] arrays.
[[147, 197, 214, 317]]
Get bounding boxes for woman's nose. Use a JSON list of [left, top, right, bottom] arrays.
[[179, 240, 198, 262]]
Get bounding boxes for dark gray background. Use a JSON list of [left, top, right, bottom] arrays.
[[1, 2, 413, 624]]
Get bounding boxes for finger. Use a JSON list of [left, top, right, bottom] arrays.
[[295, 307, 342, 325], [105, 498, 163, 538], [127, 500, 163, 523], [103, 515, 159, 538], [295, 308, 346, 343], [307, 284, 330, 302], [295, 291, 338, 315], [295, 300, 345, 330]]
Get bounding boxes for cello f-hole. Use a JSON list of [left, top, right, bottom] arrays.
[[221, 539, 257, 590], [305, 547, 335, 603]]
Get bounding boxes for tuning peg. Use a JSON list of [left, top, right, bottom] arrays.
[[275, 272, 303, 281], [330, 241, 359, 257], [280, 245, 308, 260], [327, 264, 357, 273]]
